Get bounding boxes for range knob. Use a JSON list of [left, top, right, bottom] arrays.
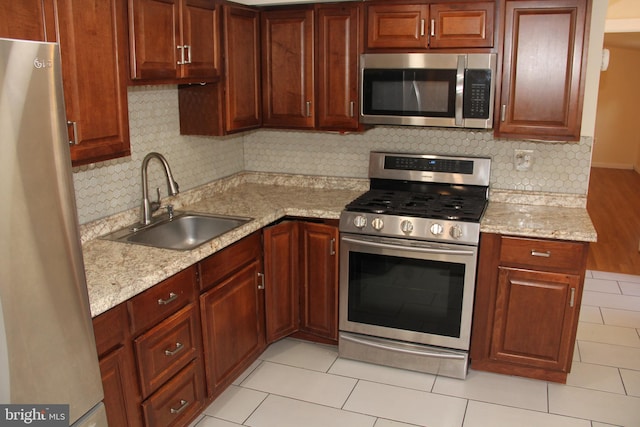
[[371, 217, 384, 231], [353, 215, 367, 229], [430, 223, 444, 236], [400, 220, 414, 234], [450, 225, 463, 239]]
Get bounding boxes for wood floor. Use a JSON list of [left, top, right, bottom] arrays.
[[586, 167, 640, 275]]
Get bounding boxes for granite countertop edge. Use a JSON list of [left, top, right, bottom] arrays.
[[82, 173, 597, 318]]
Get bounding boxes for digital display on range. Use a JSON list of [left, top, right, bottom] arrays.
[[384, 156, 474, 174]]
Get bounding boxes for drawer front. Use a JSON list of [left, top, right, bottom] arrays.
[[129, 266, 197, 334], [142, 359, 205, 427], [199, 231, 261, 291], [135, 304, 200, 398], [93, 303, 128, 357], [499, 236, 587, 272]]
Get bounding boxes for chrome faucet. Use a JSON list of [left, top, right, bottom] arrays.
[[140, 152, 179, 225]]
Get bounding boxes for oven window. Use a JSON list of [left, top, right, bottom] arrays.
[[362, 69, 456, 117], [348, 251, 465, 338]]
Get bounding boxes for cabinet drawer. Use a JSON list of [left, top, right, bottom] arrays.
[[135, 304, 200, 399], [93, 303, 128, 357], [142, 358, 205, 427], [499, 236, 587, 272], [129, 266, 197, 334], [199, 231, 261, 291]]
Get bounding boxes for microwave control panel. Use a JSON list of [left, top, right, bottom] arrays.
[[463, 69, 492, 119]]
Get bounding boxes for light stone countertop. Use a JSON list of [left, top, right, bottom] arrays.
[[82, 173, 597, 318]]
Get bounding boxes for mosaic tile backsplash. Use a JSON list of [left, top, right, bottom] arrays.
[[72, 85, 593, 225]]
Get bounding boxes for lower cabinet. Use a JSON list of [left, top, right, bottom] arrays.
[[470, 233, 589, 383], [263, 220, 339, 344], [198, 232, 265, 398]]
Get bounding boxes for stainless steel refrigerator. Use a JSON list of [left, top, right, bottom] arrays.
[[0, 38, 108, 426]]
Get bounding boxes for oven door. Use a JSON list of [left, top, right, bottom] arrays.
[[339, 233, 478, 351]]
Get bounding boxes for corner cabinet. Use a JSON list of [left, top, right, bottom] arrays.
[[263, 220, 339, 345], [470, 233, 589, 383], [364, 1, 495, 51], [495, 0, 589, 141], [129, 0, 221, 83]]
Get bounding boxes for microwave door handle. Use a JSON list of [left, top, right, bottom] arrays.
[[455, 55, 465, 126], [412, 80, 421, 112]]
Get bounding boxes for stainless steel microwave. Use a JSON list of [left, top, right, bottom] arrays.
[[360, 53, 497, 129]]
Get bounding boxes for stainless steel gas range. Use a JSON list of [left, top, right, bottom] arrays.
[[338, 152, 491, 379]]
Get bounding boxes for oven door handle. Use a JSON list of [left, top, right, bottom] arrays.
[[341, 333, 466, 360], [341, 236, 476, 256]]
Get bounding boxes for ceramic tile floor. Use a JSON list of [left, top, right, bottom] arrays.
[[190, 270, 640, 427]]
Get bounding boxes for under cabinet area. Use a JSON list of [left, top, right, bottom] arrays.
[[364, 1, 495, 51], [470, 233, 589, 383]]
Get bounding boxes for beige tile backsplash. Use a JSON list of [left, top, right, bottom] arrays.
[[72, 85, 593, 225]]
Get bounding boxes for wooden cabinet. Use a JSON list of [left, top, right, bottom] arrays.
[[129, 0, 221, 82], [495, 0, 589, 141], [0, 0, 56, 41], [261, 7, 315, 128], [128, 266, 205, 426], [93, 304, 143, 427], [223, 4, 262, 132], [0, 0, 131, 166], [199, 232, 265, 398], [263, 221, 300, 343], [316, 3, 361, 131], [263, 220, 339, 344], [299, 222, 339, 341], [56, 0, 131, 166], [471, 233, 589, 383], [365, 2, 494, 50]]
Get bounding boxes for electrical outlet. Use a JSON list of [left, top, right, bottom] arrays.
[[514, 149, 534, 171]]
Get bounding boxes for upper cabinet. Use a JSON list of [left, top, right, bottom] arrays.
[[365, 1, 495, 51], [1, 0, 131, 166], [57, 0, 131, 166], [129, 0, 221, 83], [261, 7, 315, 128], [316, 3, 361, 131], [495, 0, 589, 141]]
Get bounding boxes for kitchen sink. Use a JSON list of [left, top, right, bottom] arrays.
[[102, 212, 252, 250]]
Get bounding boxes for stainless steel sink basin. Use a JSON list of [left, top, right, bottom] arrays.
[[102, 212, 252, 250]]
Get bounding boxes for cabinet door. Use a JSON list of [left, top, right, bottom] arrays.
[[0, 0, 56, 41], [223, 4, 261, 132], [263, 222, 300, 343], [496, 0, 588, 141], [429, 2, 494, 49], [129, 0, 181, 80], [261, 8, 315, 128], [316, 4, 360, 130], [490, 267, 581, 371], [181, 0, 220, 79], [56, 0, 130, 166], [300, 223, 338, 341], [365, 3, 429, 50], [200, 260, 265, 396]]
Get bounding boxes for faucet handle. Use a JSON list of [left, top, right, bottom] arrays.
[[162, 204, 175, 219]]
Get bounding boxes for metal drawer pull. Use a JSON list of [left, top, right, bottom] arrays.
[[170, 399, 189, 415], [177, 45, 185, 65], [67, 121, 78, 145], [257, 272, 265, 290], [569, 288, 576, 307], [157, 292, 178, 305], [330, 238, 336, 256], [306, 101, 311, 117], [531, 250, 551, 258], [500, 104, 507, 122], [430, 19, 435, 37], [349, 101, 355, 118], [164, 342, 184, 356], [420, 19, 425, 37], [184, 45, 192, 64]]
